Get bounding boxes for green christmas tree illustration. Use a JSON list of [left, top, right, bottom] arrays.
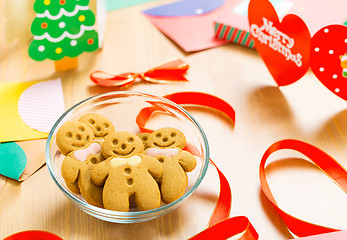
[[29, 0, 98, 62]]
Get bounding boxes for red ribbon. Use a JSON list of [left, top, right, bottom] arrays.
[[136, 91, 258, 240], [260, 139, 347, 237], [163, 92, 236, 123], [90, 59, 189, 88]]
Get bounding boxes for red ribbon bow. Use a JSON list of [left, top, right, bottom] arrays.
[[90, 59, 189, 88]]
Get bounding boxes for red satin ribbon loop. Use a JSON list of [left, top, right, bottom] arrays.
[[163, 92, 235, 123], [136, 92, 257, 240], [189, 216, 258, 240], [260, 139, 346, 237], [90, 59, 189, 88]]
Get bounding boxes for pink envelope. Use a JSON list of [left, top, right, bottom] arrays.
[[143, 0, 236, 52]]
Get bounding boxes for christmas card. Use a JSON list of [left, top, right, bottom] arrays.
[[215, 0, 347, 48]]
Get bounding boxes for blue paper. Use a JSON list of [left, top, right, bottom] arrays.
[[143, 0, 226, 17]]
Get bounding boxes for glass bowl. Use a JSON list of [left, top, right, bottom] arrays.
[[45, 91, 209, 223]]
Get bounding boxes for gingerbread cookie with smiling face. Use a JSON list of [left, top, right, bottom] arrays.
[[136, 132, 151, 148], [92, 132, 163, 211], [79, 113, 115, 140], [56, 121, 95, 156], [145, 127, 197, 203], [101, 131, 145, 159], [61, 141, 104, 208]]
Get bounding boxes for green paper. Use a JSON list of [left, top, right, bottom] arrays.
[[107, 0, 159, 11], [0, 142, 27, 180], [29, 0, 98, 61]]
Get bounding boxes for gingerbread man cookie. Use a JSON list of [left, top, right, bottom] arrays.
[[79, 113, 115, 139], [136, 132, 151, 148], [61, 142, 104, 207], [145, 127, 197, 203], [101, 131, 145, 159], [92, 132, 163, 211], [56, 121, 95, 156]]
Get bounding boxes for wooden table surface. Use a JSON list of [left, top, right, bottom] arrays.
[[1, 0, 347, 239]]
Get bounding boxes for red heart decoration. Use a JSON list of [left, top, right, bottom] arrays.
[[311, 24, 347, 101], [248, 0, 311, 86]]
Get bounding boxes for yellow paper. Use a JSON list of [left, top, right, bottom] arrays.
[[0, 81, 48, 142]]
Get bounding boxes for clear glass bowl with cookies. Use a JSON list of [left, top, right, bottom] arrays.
[[45, 91, 209, 223]]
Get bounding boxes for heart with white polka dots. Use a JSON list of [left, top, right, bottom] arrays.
[[311, 24, 347, 101]]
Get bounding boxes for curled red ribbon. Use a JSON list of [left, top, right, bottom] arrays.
[[136, 92, 258, 240], [90, 59, 189, 88], [260, 139, 347, 237]]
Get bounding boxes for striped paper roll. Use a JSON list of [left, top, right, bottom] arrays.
[[214, 21, 255, 49]]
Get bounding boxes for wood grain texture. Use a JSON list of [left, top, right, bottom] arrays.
[[1, 0, 347, 239]]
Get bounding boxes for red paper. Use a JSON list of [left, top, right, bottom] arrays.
[[259, 139, 347, 237], [248, 0, 311, 86], [310, 24, 347, 101]]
